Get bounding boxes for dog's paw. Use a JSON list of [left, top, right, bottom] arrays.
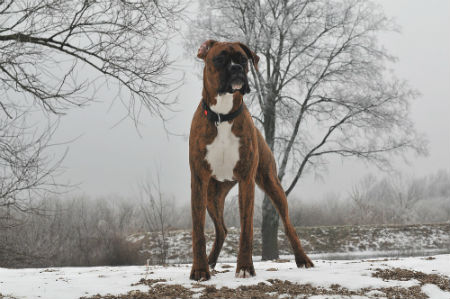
[[295, 254, 314, 268], [190, 268, 211, 281], [235, 266, 255, 278]]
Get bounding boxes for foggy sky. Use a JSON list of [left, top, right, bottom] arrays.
[[51, 0, 450, 203]]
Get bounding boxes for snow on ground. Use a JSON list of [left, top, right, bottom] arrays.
[[0, 254, 449, 299]]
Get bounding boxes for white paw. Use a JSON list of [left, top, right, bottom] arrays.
[[235, 269, 251, 278]]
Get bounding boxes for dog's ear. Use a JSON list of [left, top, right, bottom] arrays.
[[238, 43, 260, 70], [197, 40, 217, 60]]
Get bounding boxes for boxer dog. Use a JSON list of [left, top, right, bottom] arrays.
[[189, 40, 314, 281]]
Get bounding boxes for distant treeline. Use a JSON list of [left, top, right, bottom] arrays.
[[0, 170, 448, 268]]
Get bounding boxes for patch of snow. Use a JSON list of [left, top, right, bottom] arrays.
[[126, 234, 145, 243], [0, 254, 449, 299], [0, 266, 149, 299], [421, 284, 450, 299]]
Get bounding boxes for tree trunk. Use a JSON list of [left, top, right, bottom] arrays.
[[261, 194, 279, 260], [261, 98, 280, 260]]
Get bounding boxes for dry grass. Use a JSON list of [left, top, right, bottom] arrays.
[[81, 271, 439, 299], [373, 267, 450, 292]]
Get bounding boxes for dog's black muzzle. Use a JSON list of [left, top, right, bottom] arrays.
[[228, 64, 250, 94], [217, 63, 251, 95]]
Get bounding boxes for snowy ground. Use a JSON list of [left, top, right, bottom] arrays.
[[1, 254, 449, 299]]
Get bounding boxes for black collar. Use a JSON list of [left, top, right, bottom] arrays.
[[202, 99, 244, 125]]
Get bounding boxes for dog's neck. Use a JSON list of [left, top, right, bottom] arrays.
[[202, 88, 243, 115]]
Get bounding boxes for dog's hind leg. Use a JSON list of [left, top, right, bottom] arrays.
[[206, 179, 236, 269], [255, 132, 314, 268], [256, 170, 314, 268]]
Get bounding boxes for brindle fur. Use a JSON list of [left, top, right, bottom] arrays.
[[189, 41, 313, 281]]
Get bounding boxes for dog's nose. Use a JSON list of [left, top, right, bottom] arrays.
[[230, 64, 243, 72]]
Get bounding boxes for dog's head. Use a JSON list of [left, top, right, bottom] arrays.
[[197, 40, 259, 96]]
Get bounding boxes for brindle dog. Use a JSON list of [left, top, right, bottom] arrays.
[[189, 40, 314, 281]]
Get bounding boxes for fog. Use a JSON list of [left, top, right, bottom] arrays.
[[51, 0, 449, 203]]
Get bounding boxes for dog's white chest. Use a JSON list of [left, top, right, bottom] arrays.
[[205, 94, 240, 182]]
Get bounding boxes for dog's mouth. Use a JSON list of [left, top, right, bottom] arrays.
[[231, 82, 243, 92], [230, 76, 245, 93], [218, 74, 249, 95]]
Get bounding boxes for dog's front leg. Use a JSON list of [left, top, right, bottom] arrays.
[[190, 174, 210, 281], [236, 178, 256, 278]]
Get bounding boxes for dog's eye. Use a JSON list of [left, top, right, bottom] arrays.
[[213, 55, 229, 67]]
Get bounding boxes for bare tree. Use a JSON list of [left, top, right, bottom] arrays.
[[0, 0, 183, 261], [0, 0, 183, 118], [186, 0, 427, 259], [390, 176, 425, 223], [138, 172, 176, 264], [349, 175, 390, 224], [0, 114, 64, 229], [350, 174, 426, 225]]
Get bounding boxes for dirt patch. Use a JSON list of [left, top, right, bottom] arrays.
[[273, 259, 290, 263], [423, 256, 436, 260], [378, 286, 427, 299], [39, 269, 58, 273], [211, 269, 230, 275], [198, 283, 276, 298], [220, 264, 233, 268], [81, 278, 431, 299], [373, 267, 450, 291], [362, 258, 396, 263], [198, 279, 428, 299], [130, 278, 167, 286], [81, 284, 194, 299]]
